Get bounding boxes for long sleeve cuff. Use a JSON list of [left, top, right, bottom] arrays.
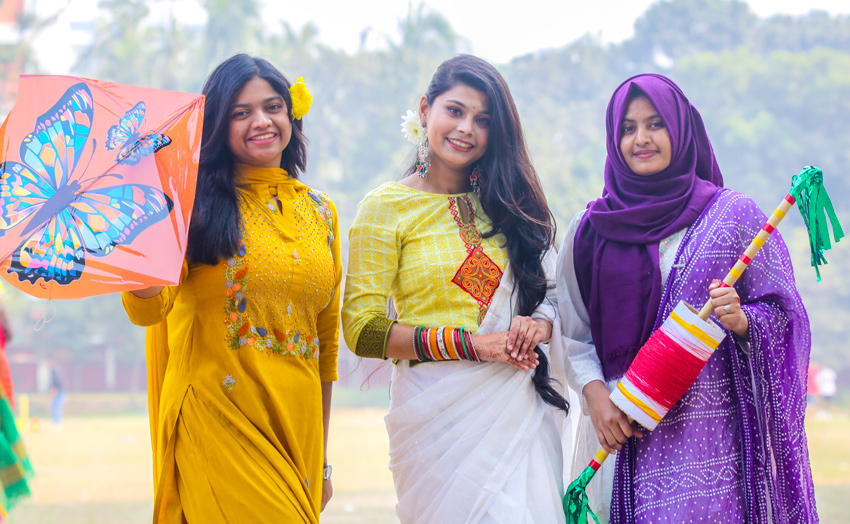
[[354, 316, 396, 359], [122, 290, 172, 327], [319, 359, 339, 382]]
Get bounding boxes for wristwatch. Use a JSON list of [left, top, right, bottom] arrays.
[[323, 464, 332, 480]]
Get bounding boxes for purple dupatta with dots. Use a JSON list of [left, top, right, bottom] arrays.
[[609, 188, 818, 523]]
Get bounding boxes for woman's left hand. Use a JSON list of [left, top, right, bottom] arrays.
[[507, 316, 552, 362], [709, 279, 749, 339], [321, 477, 333, 511]]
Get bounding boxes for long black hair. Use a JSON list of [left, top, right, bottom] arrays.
[[187, 54, 308, 265], [414, 55, 568, 413]]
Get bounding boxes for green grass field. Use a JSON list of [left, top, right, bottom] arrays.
[[6, 399, 849, 523]]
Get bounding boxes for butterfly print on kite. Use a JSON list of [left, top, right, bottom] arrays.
[[105, 101, 172, 166], [0, 83, 173, 286]]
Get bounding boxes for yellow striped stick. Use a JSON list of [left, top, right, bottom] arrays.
[[697, 193, 796, 320]]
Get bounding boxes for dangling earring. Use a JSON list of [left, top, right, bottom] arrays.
[[470, 163, 483, 194], [416, 134, 430, 178]]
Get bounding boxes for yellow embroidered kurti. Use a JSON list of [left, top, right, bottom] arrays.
[[342, 182, 508, 357], [122, 165, 341, 524]]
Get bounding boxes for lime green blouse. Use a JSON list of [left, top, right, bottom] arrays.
[[342, 182, 508, 359]]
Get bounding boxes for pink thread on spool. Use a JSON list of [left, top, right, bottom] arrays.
[[624, 328, 707, 411]]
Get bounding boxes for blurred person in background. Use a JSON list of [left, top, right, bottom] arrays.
[[807, 360, 820, 413], [0, 301, 14, 409], [816, 365, 837, 419], [47, 359, 66, 427], [0, 298, 33, 514]]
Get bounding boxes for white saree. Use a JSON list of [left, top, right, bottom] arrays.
[[385, 253, 568, 524]]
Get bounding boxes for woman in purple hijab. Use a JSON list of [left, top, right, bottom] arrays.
[[554, 74, 818, 523]]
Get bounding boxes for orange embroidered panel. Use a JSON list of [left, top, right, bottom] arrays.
[[451, 245, 502, 308]]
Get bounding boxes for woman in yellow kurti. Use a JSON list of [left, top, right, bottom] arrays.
[[123, 54, 340, 523]]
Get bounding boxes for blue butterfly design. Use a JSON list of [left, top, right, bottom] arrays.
[[0, 83, 173, 286], [105, 101, 172, 165]]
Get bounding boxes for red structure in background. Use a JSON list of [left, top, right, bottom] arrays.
[[6, 346, 147, 394], [0, 0, 24, 116]]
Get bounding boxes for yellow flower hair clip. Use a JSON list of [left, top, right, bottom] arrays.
[[290, 77, 312, 120]]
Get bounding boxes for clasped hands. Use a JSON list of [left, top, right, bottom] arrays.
[[473, 316, 551, 371]]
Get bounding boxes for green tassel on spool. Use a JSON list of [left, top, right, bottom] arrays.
[[789, 166, 845, 281], [563, 465, 601, 524]]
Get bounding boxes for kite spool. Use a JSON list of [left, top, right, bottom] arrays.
[[608, 190, 800, 428], [609, 301, 725, 431]]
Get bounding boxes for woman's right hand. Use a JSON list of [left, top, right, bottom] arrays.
[[471, 332, 538, 371], [584, 380, 643, 454], [130, 286, 164, 299]]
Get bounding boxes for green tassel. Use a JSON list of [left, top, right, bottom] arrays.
[[563, 465, 602, 524], [789, 166, 845, 282]]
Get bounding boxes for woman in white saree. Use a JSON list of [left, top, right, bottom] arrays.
[[342, 55, 569, 524]]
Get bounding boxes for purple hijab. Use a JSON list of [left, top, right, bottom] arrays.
[[574, 73, 724, 379]]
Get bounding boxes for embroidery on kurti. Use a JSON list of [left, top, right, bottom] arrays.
[[451, 245, 503, 307], [223, 238, 321, 360], [308, 190, 335, 244]]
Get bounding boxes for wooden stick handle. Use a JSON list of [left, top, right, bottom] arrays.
[[585, 447, 610, 475], [697, 193, 797, 320]]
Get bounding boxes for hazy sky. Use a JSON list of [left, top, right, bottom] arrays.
[[32, 0, 850, 73], [272, 0, 850, 63]]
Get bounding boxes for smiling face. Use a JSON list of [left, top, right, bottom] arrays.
[[619, 95, 672, 176], [228, 76, 292, 168], [420, 83, 490, 177]]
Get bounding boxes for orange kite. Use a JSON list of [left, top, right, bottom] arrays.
[[0, 75, 204, 299]]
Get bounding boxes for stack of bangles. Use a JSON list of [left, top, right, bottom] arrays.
[[412, 326, 480, 362]]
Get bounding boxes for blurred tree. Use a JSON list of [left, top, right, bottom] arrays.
[[393, 2, 465, 60], [755, 11, 850, 54], [200, 0, 263, 74], [0, 0, 70, 114], [7, 0, 850, 378], [74, 0, 200, 91], [628, 0, 756, 68]]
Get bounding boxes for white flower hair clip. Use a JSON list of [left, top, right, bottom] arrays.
[[400, 110, 425, 145]]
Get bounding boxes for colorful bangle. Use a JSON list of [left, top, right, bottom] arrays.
[[465, 329, 480, 361], [421, 327, 435, 361], [412, 327, 420, 360], [429, 329, 440, 360], [413, 327, 427, 361], [457, 327, 470, 360], [444, 328, 459, 359], [412, 326, 479, 362], [435, 327, 449, 359]]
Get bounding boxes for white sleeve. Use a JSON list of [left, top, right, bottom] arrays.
[[531, 248, 558, 331], [553, 210, 605, 414]]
